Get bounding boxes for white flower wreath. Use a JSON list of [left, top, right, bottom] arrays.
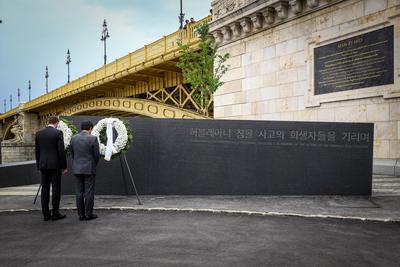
[[57, 120, 73, 149], [92, 118, 129, 158]]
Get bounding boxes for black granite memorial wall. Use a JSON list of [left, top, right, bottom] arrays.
[[58, 116, 373, 195]]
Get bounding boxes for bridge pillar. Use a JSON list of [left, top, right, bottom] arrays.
[[1, 107, 39, 164]]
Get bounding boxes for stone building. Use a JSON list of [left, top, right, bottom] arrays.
[[210, 0, 400, 174]]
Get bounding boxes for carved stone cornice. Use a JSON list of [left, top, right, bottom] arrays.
[[250, 12, 264, 30], [289, 0, 303, 14], [273, 1, 289, 20], [230, 22, 242, 38], [240, 17, 253, 34], [210, 0, 345, 46], [262, 7, 275, 25]]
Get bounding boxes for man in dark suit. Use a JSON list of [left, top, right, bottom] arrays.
[[35, 116, 68, 221], [71, 120, 100, 221]]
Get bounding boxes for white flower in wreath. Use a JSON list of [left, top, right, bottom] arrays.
[[57, 120, 73, 149], [92, 118, 129, 160]]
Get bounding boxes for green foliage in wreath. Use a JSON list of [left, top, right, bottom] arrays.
[[98, 118, 133, 159], [60, 118, 78, 157]]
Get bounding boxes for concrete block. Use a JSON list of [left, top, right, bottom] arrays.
[[246, 88, 261, 103], [332, 1, 363, 26], [318, 25, 340, 39], [279, 55, 294, 70], [293, 110, 318, 121], [334, 105, 367, 122], [276, 97, 298, 112], [317, 108, 335, 122], [246, 37, 266, 52], [260, 58, 280, 74], [216, 79, 242, 96], [260, 113, 281, 121], [366, 103, 390, 122], [389, 140, 400, 159], [396, 160, 400, 176], [339, 19, 361, 32], [263, 99, 277, 113], [298, 97, 305, 110], [374, 140, 390, 159], [296, 36, 307, 52], [244, 63, 261, 78], [398, 121, 400, 140], [364, 0, 387, 16], [277, 69, 298, 84], [226, 55, 241, 69], [375, 121, 398, 140], [241, 50, 263, 66], [222, 67, 244, 82], [388, 0, 400, 8], [373, 158, 396, 175], [242, 76, 264, 90], [389, 102, 400, 120], [214, 91, 246, 106], [276, 39, 297, 57], [315, 13, 333, 31], [260, 86, 279, 100], [263, 46, 276, 60], [219, 42, 246, 57], [292, 51, 306, 67], [297, 66, 307, 81], [263, 73, 277, 87], [293, 81, 307, 96], [280, 112, 294, 121], [279, 84, 294, 98]]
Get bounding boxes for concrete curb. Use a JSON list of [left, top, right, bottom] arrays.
[[0, 206, 399, 224]]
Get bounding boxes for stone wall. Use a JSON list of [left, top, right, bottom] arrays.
[[211, 0, 400, 160], [1, 143, 35, 163]]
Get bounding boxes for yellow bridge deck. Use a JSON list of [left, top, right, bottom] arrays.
[[0, 16, 211, 122]]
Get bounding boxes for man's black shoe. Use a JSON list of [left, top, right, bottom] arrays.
[[52, 213, 66, 221], [79, 216, 85, 221], [85, 214, 98, 221], [43, 215, 53, 221]]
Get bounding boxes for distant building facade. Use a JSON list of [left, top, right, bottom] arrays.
[[210, 0, 400, 173]]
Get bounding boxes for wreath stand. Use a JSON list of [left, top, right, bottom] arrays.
[[119, 154, 142, 205]]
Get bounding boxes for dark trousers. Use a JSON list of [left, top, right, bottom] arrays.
[[40, 170, 62, 216], [74, 174, 96, 217]]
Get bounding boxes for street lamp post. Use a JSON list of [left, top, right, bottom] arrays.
[[17, 88, 20, 103], [100, 19, 110, 65], [45, 66, 49, 93], [66, 49, 71, 83], [4, 99, 6, 112], [28, 80, 31, 101], [9, 94, 12, 109], [179, 0, 185, 29]]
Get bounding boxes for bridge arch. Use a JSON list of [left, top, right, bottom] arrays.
[[59, 97, 207, 119]]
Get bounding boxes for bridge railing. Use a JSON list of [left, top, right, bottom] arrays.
[[18, 16, 211, 114]]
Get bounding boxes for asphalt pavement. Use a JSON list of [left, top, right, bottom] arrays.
[[0, 210, 399, 267]]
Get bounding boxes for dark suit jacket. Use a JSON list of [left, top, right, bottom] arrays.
[[35, 126, 67, 170], [71, 131, 100, 175]]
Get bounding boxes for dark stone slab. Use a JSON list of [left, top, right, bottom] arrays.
[[314, 25, 394, 95], [59, 116, 373, 196], [0, 161, 40, 188]]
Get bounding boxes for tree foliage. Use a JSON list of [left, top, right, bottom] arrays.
[[177, 23, 229, 116]]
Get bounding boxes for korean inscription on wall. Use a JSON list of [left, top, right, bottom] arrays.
[[189, 126, 372, 149]]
